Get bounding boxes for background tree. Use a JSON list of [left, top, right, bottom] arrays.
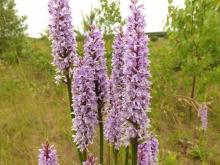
[[95, 0, 124, 35], [0, 0, 27, 63], [165, 0, 220, 120], [75, 0, 124, 37]]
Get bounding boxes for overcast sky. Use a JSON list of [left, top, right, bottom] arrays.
[[15, 0, 184, 38]]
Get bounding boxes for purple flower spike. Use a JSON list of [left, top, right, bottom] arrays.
[[84, 25, 109, 111], [82, 155, 97, 165], [123, 0, 151, 141], [198, 104, 208, 131], [138, 141, 152, 165], [104, 79, 124, 149], [138, 137, 159, 165], [72, 57, 98, 152], [112, 27, 125, 105], [38, 141, 59, 165], [48, 0, 77, 72], [104, 29, 125, 149], [151, 137, 159, 164]]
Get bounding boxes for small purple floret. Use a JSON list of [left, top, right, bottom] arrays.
[[138, 137, 159, 165], [82, 155, 97, 165], [38, 141, 59, 165], [198, 104, 208, 131]]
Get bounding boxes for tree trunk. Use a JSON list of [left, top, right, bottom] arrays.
[[188, 75, 196, 123]]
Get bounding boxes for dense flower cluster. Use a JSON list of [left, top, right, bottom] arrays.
[[111, 28, 125, 104], [84, 25, 109, 111], [72, 57, 98, 152], [138, 137, 159, 165], [104, 29, 125, 149], [82, 155, 97, 165], [46, 0, 159, 163], [48, 0, 77, 72], [151, 137, 159, 164], [38, 141, 59, 165], [198, 104, 208, 131], [123, 0, 151, 141], [104, 79, 124, 149]]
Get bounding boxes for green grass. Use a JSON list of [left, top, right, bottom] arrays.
[[0, 62, 79, 164], [0, 38, 219, 164]]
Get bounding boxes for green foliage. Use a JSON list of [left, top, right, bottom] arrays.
[[164, 152, 177, 165], [165, 0, 220, 99], [0, 0, 27, 63], [0, 36, 220, 165], [27, 38, 53, 73], [149, 36, 220, 164], [149, 6, 220, 161], [95, 0, 124, 35], [1, 0, 220, 163], [82, 10, 96, 33], [76, 0, 124, 37], [75, 10, 96, 39], [150, 35, 158, 42], [190, 144, 208, 161]]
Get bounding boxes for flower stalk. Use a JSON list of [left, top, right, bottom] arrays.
[[113, 148, 119, 165], [131, 138, 138, 165], [66, 74, 83, 162], [124, 147, 129, 165], [84, 25, 109, 164], [123, 0, 151, 163], [98, 104, 104, 164], [48, 0, 83, 162]]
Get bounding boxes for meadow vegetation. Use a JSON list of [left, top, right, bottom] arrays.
[[0, 36, 220, 164], [0, 0, 220, 164]]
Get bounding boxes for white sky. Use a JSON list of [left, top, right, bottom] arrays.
[[15, 0, 184, 38]]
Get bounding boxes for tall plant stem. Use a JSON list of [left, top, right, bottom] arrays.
[[107, 144, 111, 165], [188, 75, 196, 123], [131, 138, 138, 165], [82, 150, 87, 162], [125, 147, 129, 165], [66, 75, 83, 163], [113, 148, 119, 165], [66, 75, 74, 119], [98, 106, 104, 164]]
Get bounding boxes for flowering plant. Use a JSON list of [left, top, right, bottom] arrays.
[[46, 0, 158, 164]]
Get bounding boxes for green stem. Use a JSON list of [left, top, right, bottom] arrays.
[[125, 147, 129, 165], [66, 75, 83, 163], [107, 144, 111, 165], [66, 75, 74, 119], [82, 150, 87, 162], [131, 138, 138, 165], [113, 148, 119, 165], [98, 106, 104, 164]]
